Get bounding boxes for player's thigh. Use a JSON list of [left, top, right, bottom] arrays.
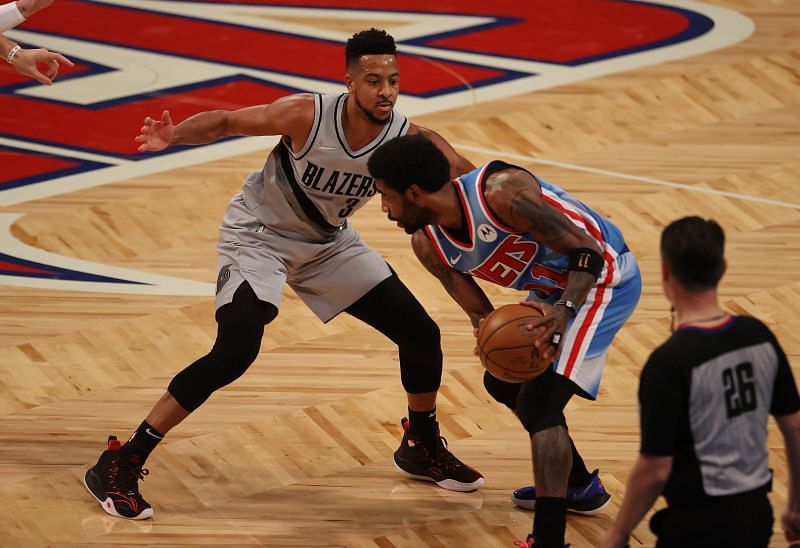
[[215, 194, 288, 314], [289, 229, 391, 322]]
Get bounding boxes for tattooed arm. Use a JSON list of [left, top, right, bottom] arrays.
[[411, 230, 493, 328], [484, 168, 603, 359]]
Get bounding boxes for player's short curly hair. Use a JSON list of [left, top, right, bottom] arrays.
[[368, 134, 450, 193], [345, 28, 397, 69], [661, 216, 726, 292]]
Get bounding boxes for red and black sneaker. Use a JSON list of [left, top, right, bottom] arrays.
[[393, 417, 484, 492], [83, 436, 153, 520]]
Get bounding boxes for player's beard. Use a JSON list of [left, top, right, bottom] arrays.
[[354, 94, 391, 126], [400, 202, 434, 234]]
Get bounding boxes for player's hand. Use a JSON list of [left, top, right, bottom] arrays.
[[518, 301, 570, 362], [136, 110, 174, 152], [9, 47, 73, 85], [783, 508, 800, 545]]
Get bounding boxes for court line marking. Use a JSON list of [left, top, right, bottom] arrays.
[[454, 143, 800, 211]]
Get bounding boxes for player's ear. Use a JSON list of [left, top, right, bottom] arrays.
[[406, 184, 423, 202], [344, 71, 354, 93]]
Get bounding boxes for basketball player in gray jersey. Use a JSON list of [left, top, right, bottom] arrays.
[[84, 29, 484, 521]]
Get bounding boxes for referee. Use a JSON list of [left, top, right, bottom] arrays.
[[601, 216, 800, 548]]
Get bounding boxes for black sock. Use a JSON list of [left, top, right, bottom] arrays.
[[567, 438, 592, 487], [533, 496, 567, 547], [407, 407, 438, 444], [118, 420, 164, 462]]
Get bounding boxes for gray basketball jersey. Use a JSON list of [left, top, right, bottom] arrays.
[[243, 93, 408, 241]]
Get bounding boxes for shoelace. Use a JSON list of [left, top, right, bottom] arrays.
[[109, 457, 149, 494], [512, 539, 533, 548], [430, 437, 465, 472]]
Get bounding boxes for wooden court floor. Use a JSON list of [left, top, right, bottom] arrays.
[[2, 0, 799, 546]]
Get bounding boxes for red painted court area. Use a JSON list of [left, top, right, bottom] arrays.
[[1, 0, 704, 187]]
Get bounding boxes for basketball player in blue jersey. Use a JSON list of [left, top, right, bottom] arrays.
[[368, 134, 642, 548], [84, 29, 484, 522]]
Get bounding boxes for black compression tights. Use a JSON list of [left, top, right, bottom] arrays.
[[345, 272, 443, 394], [168, 282, 276, 412], [168, 273, 442, 411]]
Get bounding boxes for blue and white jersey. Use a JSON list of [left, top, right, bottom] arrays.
[[423, 161, 631, 302], [424, 161, 641, 399]]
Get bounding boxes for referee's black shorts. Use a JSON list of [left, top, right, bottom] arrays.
[[651, 486, 773, 548]]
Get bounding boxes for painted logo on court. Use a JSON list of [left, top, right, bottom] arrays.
[[0, 0, 754, 294]]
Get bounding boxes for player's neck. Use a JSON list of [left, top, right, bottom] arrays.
[[341, 97, 384, 149], [436, 183, 466, 232]]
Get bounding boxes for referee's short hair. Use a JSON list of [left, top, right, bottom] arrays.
[[661, 216, 726, 292]]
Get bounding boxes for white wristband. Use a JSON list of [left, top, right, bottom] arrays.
[[0, 2, 25, 33], [6, 44, 21, 64]]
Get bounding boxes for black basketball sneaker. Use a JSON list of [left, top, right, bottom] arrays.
[[393, 417, 484, 492], [84, 436, 153, 520]]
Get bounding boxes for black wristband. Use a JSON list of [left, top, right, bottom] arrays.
[[567, 247, 604, 279]]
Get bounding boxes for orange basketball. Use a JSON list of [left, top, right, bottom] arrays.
[[477, 304, 550, 383]]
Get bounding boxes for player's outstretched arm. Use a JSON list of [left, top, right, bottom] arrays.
[[135, 93, 316, 153], [411, 230, 492, 329], [777, 411, 800, 545]]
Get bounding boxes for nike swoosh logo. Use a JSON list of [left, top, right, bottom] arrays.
[[449, 254, 461, 265], [145, 428, 164, 440]]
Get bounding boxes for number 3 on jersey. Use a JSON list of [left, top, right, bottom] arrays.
[[339, 198, 359, 218]]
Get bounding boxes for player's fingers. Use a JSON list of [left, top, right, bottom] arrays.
[[162, 110, 171, 125], [137, 143, 150, 152], [534, 324, 557, 349], [45, 60, 59, 79], [52, 52, 74, 66], [143, 116, 154, 126], [30, 69, 52, 86], [542, 343, 560, 362], [525, 315, 551, 332], [518, 300, 547, 313]]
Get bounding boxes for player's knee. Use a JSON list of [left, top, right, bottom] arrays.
[[516, 401, 567, 435], [398, 298, 441, 349], [168, 322, 264, 411], [483, 371, 519, 410]]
